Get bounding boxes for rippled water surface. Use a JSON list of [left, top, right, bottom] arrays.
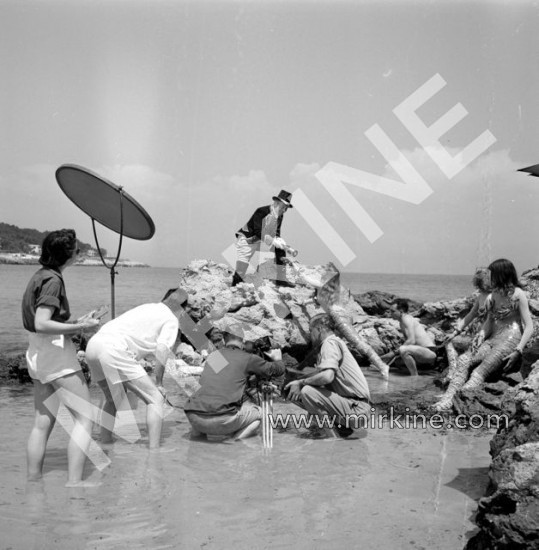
[[0, 370, 492, 550]]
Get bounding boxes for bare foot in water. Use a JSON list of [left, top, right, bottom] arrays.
[[379, 363, 390, 380], [27, 473, 43, 482], [65, 480, 102, 488], [149, 447, 178, 454]]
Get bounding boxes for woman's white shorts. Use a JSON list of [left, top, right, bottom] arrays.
[[26, 333, 81, 384]]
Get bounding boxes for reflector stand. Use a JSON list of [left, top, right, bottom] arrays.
[[55, 164, 155, 318]]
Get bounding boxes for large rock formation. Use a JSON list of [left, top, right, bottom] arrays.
[[465, 361, 539, 549], [175, 259, 406, 363]]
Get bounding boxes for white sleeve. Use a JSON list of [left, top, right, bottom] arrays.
[[156, 318, 179, 349]]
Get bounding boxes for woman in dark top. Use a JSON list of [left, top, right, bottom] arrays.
[[22, 229, 100, 486]]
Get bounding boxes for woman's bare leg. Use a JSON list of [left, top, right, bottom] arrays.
[[27, 380, 59, 481], [52, 372, 96, 486]]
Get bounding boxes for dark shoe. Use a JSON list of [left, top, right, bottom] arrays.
[[231, 272, 243, 287], [231, 261, 249, 287], [334, 425, 354, 438]]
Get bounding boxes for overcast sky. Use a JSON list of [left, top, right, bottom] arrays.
[[1, 0, 538, 274]]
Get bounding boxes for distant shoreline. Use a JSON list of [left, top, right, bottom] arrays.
[[0, 253, 150, 268]]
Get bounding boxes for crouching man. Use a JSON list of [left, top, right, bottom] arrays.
[[183, 321, 285, 440], [85, 288, 187, 449], [284, 313, 371, 438]]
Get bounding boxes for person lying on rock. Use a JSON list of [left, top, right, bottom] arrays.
[[390, 299, 437, 376], [433, 258, 534, 411], [183, 320, 285, 440], [284, 313, 371, 438], [85, 288, 188, 449], [231, 189, 295, 288]]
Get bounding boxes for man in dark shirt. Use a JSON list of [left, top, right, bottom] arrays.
[[232, 189, 294, 287], [184, 321, 285, 440]]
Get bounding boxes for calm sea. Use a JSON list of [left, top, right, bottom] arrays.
[[0, 265, 472, 355]]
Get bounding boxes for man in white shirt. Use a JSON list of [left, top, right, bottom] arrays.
[[86, 288, 187, 449]]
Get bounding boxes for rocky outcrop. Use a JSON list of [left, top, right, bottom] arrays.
[[175, 259, 539, 365], [452, 373, 523, 418], [0, 353, 30, 384], [418, 296, 474, 328], [176, 259, 404, 361], [465, 361, 539, 549], [353, 290, 421, 317]]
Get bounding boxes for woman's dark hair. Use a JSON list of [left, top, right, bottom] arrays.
[[472, 267, 491, 292], [488, 259, 521, 290], [39, 229, 77, 269]]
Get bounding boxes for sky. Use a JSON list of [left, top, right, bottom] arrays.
[[1, 0, 538, 274]]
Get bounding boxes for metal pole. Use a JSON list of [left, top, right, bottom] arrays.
[[91, 188, 125, 319], [110, 267, 116, 319]]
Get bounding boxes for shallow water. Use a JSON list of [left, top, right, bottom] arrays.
[[0, 370, 492, 550]]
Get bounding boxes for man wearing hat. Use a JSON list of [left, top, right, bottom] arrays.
[[85, 288, 188, 449], [231, 189, 294, 287], [183, 319, 285, 440]]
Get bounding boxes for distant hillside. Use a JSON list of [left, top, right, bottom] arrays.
[[0, 223, 103, 255]]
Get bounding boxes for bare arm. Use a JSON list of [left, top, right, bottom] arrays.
[[471, 311, 494, 353], [247, 350, 286, 379], [503, 290, 534, 371], [154, 343, 175, 387], [298, 369, 335, 387], [459, 299, 480, 331], [285, 368, 335, 402], [479, 313, 494, 340], [516, 291, 534, 352], [34, 306, 99, 335]]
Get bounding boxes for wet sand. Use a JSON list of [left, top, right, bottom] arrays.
[[0, 374, 491, 549]]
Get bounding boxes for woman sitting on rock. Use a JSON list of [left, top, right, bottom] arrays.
[[440, 267, 491, 390], [433, 259, 533, 411]]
